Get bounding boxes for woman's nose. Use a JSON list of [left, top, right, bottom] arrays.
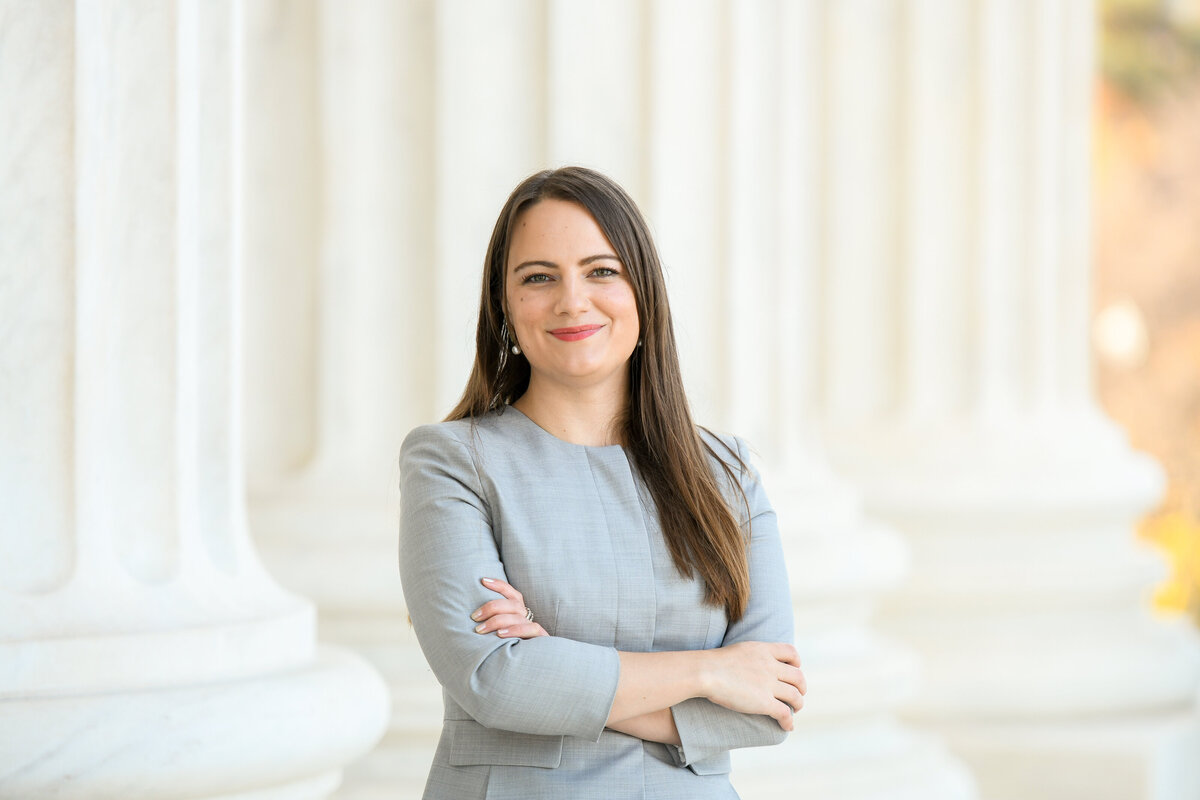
[[554, 276, 589, 315]]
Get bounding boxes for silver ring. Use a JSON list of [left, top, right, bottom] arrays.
[[524, 606, 534, 622]]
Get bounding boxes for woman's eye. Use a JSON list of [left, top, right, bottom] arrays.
[[591, 266, 619, 278], [521, 273, 552, 285]]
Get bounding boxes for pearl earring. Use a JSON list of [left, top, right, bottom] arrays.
[[501, 319, 521, 357]]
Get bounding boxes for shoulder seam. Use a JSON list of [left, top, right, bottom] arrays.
[[406, 422, 491, 516]]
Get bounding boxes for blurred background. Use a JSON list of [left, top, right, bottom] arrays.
[[2, 1, 1200, 799], [1095, 0, 1200, 624]]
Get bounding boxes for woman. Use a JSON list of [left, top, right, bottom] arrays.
[[399, 166, 804, 799]]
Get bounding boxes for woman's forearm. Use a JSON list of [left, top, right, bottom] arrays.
[[606, 708, 681, 745], [608, 642, 803, 732], [607, 650, 709, 725]]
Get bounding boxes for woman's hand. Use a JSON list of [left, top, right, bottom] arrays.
[[700, 642, 806, 730], [471, 577, 548, 639]]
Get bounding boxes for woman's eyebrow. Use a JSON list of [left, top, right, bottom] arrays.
[[580, 253, 621, 265], [513, 254, 620, 272], [513, 260, 558, 272]]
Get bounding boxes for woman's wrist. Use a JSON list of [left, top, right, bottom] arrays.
[[691, 648, 718, 700], [609, 650, 715, 724], [663, 649, 718, 702]]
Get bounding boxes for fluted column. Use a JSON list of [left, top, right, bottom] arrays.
[[816, 2, 1200, 798], [0, 2, 387, 797], [243, 2, 447, 796], [647, 2, 973, 796]]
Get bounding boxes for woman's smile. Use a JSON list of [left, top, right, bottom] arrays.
[[549, 324, 604, 341]]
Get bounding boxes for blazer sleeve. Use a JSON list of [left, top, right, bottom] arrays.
[[668, 435, 795, 768], [398, 423, 621, 740]]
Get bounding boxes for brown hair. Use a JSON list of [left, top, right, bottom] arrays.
[[447, 166, 752, 622]]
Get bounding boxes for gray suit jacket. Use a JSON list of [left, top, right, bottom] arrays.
[[399, 407, 794, 800]]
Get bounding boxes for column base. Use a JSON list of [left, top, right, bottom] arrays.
[[206, 772, 340, 800], [251, 498, 440, 800], [920, 705, 1200, 800], [319, 612, 442, 799], [731, 718, 977, 799], [0, 646, 388, 800], [333, 731, 437, 800], [250, 497, 401, 616]]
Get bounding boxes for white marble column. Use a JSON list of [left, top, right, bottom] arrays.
[[0, 2, 387, 797], [816, 2, 1200, 798], [647, 3, 973, 796], [243, 2, 447, 796]]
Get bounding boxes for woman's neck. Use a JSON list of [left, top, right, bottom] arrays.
[[512, 378, 628, 447]]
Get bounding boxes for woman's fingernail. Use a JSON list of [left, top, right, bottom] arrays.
[[497, 629, 508, 636], [471, 610, 482, 621], [475, 624, 486, 633], [481, 578, 495, 584]]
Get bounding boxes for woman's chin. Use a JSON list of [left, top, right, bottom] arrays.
[[532, 361, 628, 389]]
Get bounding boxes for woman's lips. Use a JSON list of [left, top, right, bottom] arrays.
[[549, 324, 603, 342]]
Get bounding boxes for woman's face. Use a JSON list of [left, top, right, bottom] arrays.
[[505, 198, 640, 397]]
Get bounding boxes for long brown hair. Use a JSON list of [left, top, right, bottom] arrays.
[[447, 166, 752, 622]]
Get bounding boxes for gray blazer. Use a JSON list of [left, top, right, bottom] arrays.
[[399, 406, 794, 800]]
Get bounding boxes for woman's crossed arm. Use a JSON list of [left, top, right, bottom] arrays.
[[470, 576, 806, 746]]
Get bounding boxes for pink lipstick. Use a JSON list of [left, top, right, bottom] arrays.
[[550, 324, 603, 342]]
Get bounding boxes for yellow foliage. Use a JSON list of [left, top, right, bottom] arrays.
[[1140, 510, 1200, 621]]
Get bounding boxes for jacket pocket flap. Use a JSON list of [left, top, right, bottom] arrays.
[[687, 751, 731, 776], [446, 719, 564, 768]]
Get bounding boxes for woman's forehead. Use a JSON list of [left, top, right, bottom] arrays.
[[506, 200, 615, 264]]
